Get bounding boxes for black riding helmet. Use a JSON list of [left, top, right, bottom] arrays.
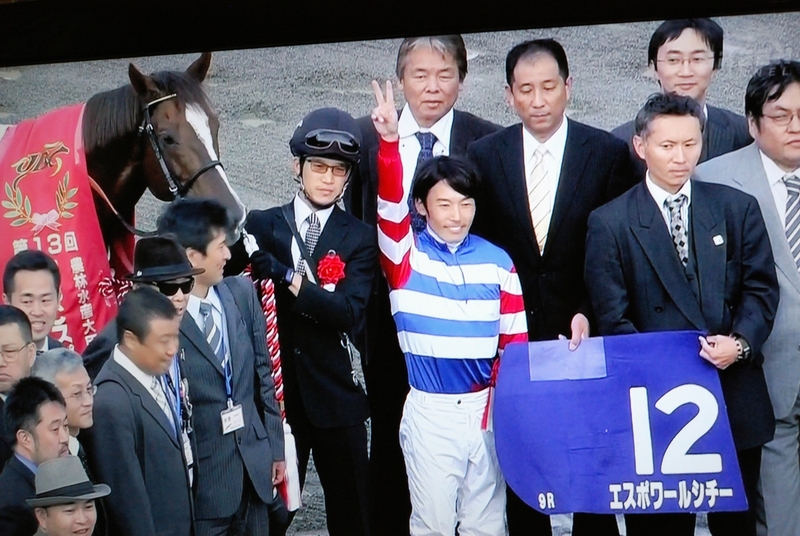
[[290, 107, 362, 166]]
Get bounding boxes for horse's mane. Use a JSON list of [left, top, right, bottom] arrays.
[[83, 70, 212, 153]]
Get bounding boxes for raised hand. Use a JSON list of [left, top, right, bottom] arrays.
[[371, 79, 399, 142]]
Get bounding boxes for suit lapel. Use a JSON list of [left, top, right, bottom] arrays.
[[730, 144, 800, 295], [109, 361, 180, 447], [691, 183, 727, 329], [313, 207, 349, 263], [547, 119, 589, 249], [216, 281, 246, 394], [629, 184, 707, 329], [450, 110, 469, 154], [180, 314, 224, 377], [500, 125, 542, 260]]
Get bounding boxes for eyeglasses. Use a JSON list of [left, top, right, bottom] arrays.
[[763, 111, 800, 127], [0, 342, 33, 362], [307, 159, 350, 177], [304, 129, 360, 155], [148, 279, 194, 297], [65, 384, 97, 403], [657, 55, 715, 68]]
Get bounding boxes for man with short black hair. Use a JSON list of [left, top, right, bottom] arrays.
[[611, 18, 752, 180], [695, 59, 800, 536], [345, 34, 502, 532], [3, 250, 64, 353], [586, 92, 777, 536], [81, 286, 193, 536], [27, 456, 110, 536], [0, 305, 37, 467], [468, 37, 637, 535], [158, 198, 285, 536], [0, 376, 69, 536]]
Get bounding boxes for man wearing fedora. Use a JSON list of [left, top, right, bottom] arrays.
[[83, 235, 204, 380], [26, 455, 110, 536]]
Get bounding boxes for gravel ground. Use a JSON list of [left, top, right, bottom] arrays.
[[2, 11, 799, 535]]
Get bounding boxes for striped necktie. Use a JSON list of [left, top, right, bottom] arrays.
[[199, 301, 225, 364], [151, 376, 176, 434], [666, 194, 689, 266], [408, 131, 437, 234], [784, 174, 800, 271], [296, 212, 320, 277], [528, 145, 551, 254]]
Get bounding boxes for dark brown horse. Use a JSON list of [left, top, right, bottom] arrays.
[[83, 52, 245, 273]]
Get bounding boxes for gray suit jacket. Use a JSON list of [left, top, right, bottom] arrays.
[[179, 276, 284, 519], [696, 142, 800, 420], [82, 359, 193, 536]]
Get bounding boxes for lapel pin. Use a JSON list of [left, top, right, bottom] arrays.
[[713, 235, 724, 246]]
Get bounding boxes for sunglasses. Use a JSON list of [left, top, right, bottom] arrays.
[[149, 279, 194, 297], [305, 129, 360, 155]]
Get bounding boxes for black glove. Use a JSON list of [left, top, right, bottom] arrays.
[[250, 250, 293, 285]]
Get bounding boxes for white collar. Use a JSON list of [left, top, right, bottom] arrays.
[[187, 286, 222, 321], [645, 171, 693, 208], [293, 193, 334, 230], [425, 224, 465, 252], [398, 103, 455, 148], [113, 345, 157, 392], [522, 115, 569, 164], [759, 149, 800, 187]]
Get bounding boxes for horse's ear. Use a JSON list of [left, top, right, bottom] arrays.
[[186, 53, 212, 83], [128, 63, 159, 98]]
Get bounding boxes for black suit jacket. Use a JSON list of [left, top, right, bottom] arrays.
[[0, 455, 36, 536], [585, 180, 778, 450], [231, 204, 375, 429], [82, 320, 117, 381], [468, 118, 638, 340], [80, 359, 193, 536], [0, 399, 12, 469], [611, 105, 752, 182], [344, 108, 501, 371], [45, 336, 63, 351], [178, 276, 284, 519]]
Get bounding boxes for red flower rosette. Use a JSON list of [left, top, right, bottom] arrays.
[[317, 251, 346, 286]]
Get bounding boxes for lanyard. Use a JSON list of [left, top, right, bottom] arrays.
[[163, 364, 181, 427], [223, 355, 233, 403]]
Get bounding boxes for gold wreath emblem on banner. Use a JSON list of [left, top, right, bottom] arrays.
[[4, 173, 78, 234]]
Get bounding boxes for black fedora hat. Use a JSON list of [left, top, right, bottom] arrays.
[[27, 456, 111, 508], [128, 236, 205, 283]]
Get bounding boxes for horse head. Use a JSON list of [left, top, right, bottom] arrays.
[[126, 53, 246, 233]]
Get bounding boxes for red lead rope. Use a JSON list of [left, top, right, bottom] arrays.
[[481, 357, 502, 431]]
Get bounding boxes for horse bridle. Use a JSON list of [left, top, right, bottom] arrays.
[[139, 93, 224, 199]]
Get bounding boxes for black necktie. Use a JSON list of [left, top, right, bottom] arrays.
[[408, 132, 437, 234]]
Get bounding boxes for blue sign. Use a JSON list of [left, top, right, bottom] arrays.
[[494, 331, 747, 515]]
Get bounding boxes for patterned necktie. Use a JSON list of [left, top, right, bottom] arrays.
[[784, 174, 800, 271], [199, 301, 225, 364], [527, 146, 551, 254], [296, 212, 320, 277], [408, 131, 438, 234], [151, 376, 176, 434], [666, 194, 689, 266]]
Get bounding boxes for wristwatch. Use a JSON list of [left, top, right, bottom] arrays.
[[733, 334, 752, 362]]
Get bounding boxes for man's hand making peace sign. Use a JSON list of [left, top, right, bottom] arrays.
[[371, 80, 399, 143]]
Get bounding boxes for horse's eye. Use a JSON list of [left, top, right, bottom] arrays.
[[162, 134, 176, 146]]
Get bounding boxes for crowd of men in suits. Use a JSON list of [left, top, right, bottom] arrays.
[[2, 15, 800, 536]]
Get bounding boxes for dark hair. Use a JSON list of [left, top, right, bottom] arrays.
[[396, 36, 468, 82], [116, 286, 178, 344], [3, 250, 61, 296], [745, 60, 800, 127], [411, 155, 482, 206], [648, 19, 724, 71], [156, 198, 233, 254], [505, 38, 569, 86], [4, 377, 65, 443], [634, 93, 705, 138], [0, 305, 33, 344]]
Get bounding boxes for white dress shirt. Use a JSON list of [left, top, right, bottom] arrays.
[[187, 287, 230, 361], [291, 194, 334, 284], [645, 172, 693, 231], [760, 149, 800, 227], [522, 117, 568, 248], [397, 104, 454, 200]]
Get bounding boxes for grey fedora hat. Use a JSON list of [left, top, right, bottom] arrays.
[[26, 456, 111, 508]]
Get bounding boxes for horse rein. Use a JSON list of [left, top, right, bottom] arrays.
[[89, 94, 227, 238]]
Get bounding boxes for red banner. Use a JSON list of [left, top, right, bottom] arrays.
[[0, 104, 117, 352]]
